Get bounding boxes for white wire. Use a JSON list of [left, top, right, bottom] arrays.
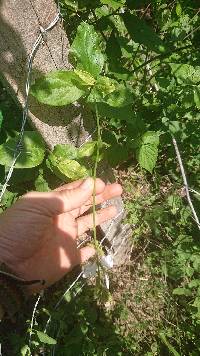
[[0, 10, 60, 203], [146, 61, 200, 232], [29, 294, 41, 347], [189, 188, 200, 197], [172, 137, 200, 231]]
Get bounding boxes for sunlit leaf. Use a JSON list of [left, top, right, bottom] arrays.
[[51, 144, 77, 160], [173, 288, 192, 296], [56, 159, 89, 180], [136, 131, 159, 173], [31, 71, 87, 106], [94, 76, 116, 97], [71, 22, 105, 77], [20, 345, 31, 356], [36, 331, 57, 345], [34, 169, 50, 192], [64, 0, 78, 10], [176, 2, 182, 16], [170, 63, 200, 85], [100, 0, 125, 10], [77, 141, 97, 158], [88, 82, 133, 107], [74, 69, 96, 86], [47, 144, 88, 181], [159, 332, 181, 356]]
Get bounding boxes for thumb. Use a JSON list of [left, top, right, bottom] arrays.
[[20, 178, 94, 217], [55, 177, 94, 214]]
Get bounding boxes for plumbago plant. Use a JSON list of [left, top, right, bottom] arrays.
[[30, 20, 160, 176], [29, 1, 200, 179], [1, 1, 200, 180]]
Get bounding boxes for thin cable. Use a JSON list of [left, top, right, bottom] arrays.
[[189, 188, 200, 197], [0, 11, 60, 203], [29, 294, 41, 347], [172, 137, 200, 231]]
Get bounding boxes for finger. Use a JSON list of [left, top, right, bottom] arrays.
[[54, 179, 83, 192], [55, 178, 105, 195], [79, 246, 96, 264], [55, 177, 95, 214], [77, 206, 117, 236], [22, 177, 95, 216], [77, 183, 122, 216]]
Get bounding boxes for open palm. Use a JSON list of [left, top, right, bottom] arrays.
[[0, 178, 122, 292]]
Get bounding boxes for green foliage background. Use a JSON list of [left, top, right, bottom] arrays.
[[1, 0, 200, 355]]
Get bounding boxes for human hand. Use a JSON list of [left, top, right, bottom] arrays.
[[0, 178, 122, 293]]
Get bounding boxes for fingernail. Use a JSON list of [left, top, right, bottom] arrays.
[[81, 177, 94, 190]]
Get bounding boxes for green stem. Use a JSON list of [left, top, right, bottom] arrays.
[[92, 105, 101, 283]]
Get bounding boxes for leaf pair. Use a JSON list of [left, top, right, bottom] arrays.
[[31, 22, 105, 106], [46, 141, 97, 181]]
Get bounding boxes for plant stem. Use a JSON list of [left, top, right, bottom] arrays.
[[92, 105, 102, 283]]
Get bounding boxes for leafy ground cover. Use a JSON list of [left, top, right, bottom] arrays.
[[1, 0, 200, 355]]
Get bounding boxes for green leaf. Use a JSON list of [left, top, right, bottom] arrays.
[[31, 71, 87, 106], [77, 141, 97, 158], [122, 13, 168, 53], [74, 69, 96, 86], [170, 63, 200, 85], [94, 76, 116, 97], [36, 331, 57, 345], [188, 279, 200, 289], [167, 195, 182, 215], [51, 144, 77, 160], [100, 0, 125, 10], [136, 131, 159, 173], [0, 111, 3, 131], [64, 0, 78, 10], [173, 288, 192, 296], [176, 2, 182, 16], [56, 159, 89, 180], [20, 345, 31, 356], [0, 190, 18, 210], [34, 169, 50, 192], [194, 86, 200, 108], [80, 323, 89, 335], [105, 86, 133, 107], [71, 22, 105, 77], [47, 144, 88, 181], [0, 131, 45, 169], [106, 30, 122, 65], [88, 81, 133, 107]]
